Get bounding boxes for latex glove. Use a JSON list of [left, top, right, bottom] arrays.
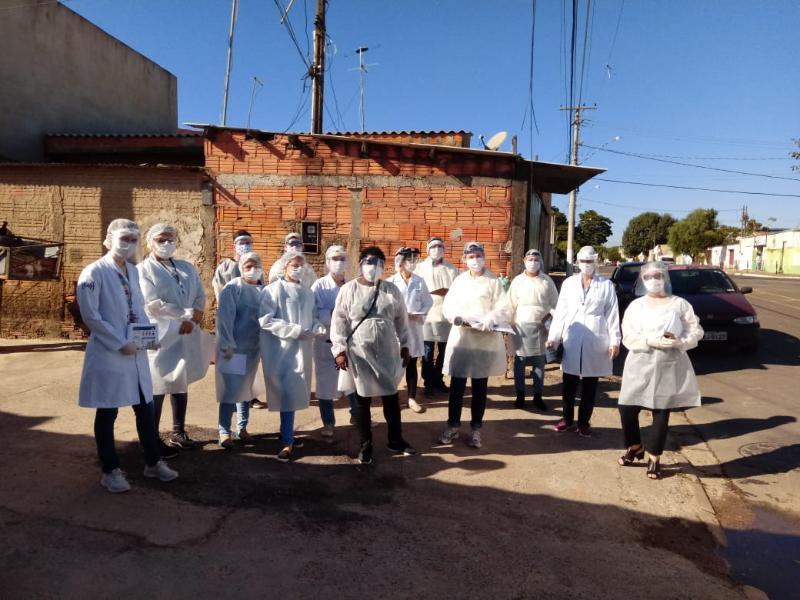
[[221, 347, 235, 360], [179, 320, 195, 335], [480, 315, 495, 332], [335, 352, 348, 370], [120, 342, 138, 355], [647, 337, 679, 350]]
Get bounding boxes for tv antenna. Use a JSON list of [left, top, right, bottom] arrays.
[[350, 46, 378, 132], [246, 76, 264, 129]]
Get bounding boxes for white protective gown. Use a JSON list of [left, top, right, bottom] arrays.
[[442, 270, 511, 379], [215, 278, 265, 404], [388, 272, 434, 358], [77, 254, 153, 408], [268, 259, 318, 288], [416, 258, 459, 342], [331, 279, 410, 397], [311, 274, 346, 400], [212, 258, 239, 300], [507, 272, 559, 357], [138, 255, 212, 395], [619, 295, 703, 409], [259, 279, 323, 412], [548, 274, 621, 377]]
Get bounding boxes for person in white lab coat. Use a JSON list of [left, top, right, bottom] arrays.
[[138, 223, 209, 456], [268, 232, 318, 288], [213, 229, 267, 410], [77, 218, 178, 493], [215, 252, 265, 448], [331, 246, 416, 464], [388, 247, 433, 413], [617, 261, 703, 479], [260, 251, 325, 462], [438, 241, 511, 449], [311, 245, 357, 437], [416, 237, 459, 394], [508, 249, 559, 411], [546, 246, 621, 437]]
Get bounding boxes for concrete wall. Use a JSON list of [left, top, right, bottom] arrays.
[[0, 0, 177, 161], [0, 165, 211, 337], [710, 230, 800, 275]]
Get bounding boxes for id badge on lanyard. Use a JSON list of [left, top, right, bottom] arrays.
[[116, 270, 138, 324]]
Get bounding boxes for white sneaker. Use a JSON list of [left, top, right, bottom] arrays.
[[100, 468, 130, 493], [438, 427, 460, 445], [143, 460, 179, 482], [321, 424, 335, 438], [408, 398, 426, 413], [468, 429, 483, 449]]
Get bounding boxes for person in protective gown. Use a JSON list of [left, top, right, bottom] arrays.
[[617, 261, 703, 479], [267, 231, 318, 287]]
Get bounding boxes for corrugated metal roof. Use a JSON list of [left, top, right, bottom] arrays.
[[46, 132, 202, 139], [184, 123, 468, 137], [0, 162, 204, 171]]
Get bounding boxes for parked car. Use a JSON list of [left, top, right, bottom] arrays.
[[611, 263, 759, 352]]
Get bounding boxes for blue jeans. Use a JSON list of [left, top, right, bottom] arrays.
[[280, 411, 296, 446], [513, 354, 546, 396], [318, 393, 356, 427], [423, 340, 447, 386], [218, 401, 250, 436]]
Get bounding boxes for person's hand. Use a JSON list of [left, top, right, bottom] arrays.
[[608, 345, 620, 359], [410, 313, 424, 323], [401, 347, 411, 367], [545, 340, 556, 350], [221, 347, 235, 360], [335, 352, 348, 370], [179, 320, 195, 334], [647, 337, 678, 350], [192, 309, 204, 324], [120, 342, 138, 355]]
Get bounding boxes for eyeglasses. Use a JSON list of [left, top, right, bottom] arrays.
[[642, 273, 664, 280]]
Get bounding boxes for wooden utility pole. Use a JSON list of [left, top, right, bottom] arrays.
[[310, 0, 326, 134], [560, 103, 596, 273]]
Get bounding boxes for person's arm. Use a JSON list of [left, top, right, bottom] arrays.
[[546, 277, 560, 316], [621, 302, 650, 352], [441, 275, 461, 323], [604, 281, 622, 347], [677, 298, 704, 351], [212, 263, 226, 300], [215, 285, 238, 353], [547, 280, 570, 346], [192, 265, 206, 312], [330, 283, 353, 357], [77, 266, 129, 351], [418, 277, 434, 316], [258, 284, 303, 339]]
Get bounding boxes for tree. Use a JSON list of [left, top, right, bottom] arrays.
[[575, 210, 613, 248], [668, 208, 726, 261], [718, 225, 740, 244], [606, 246, 622, 263], [622, 212, 676, 257], [551, 206, 568, 259]]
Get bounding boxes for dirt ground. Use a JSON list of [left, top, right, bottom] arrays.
[[0, 340, 750, 599]]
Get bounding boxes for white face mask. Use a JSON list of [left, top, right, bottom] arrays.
[[361, 263, 384, 283], [243, 267, 263, 282], [525, 258, 541, 273], [644, 277, 665, 294], [466, 257, 485, 272], [579, 262, 595, 275], [153, 240, 176, 259], [235, 243, 252, 257], [428, 247, 444, 261], [328, 258, 347, 274], [111, 238, 138, 261], [287, 266, 304, 281]]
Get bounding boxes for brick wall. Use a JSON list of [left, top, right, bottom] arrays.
[[0, 165, 212, 337]]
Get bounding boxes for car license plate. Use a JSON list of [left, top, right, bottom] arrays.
[[703, 331, 727, 341]]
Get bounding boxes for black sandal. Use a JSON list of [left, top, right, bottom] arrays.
[[646, 458, 662, 480], [618, 445, 645, 466]]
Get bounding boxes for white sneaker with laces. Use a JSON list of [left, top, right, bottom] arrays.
[[143, 460, 179, 482], [408, 398, 426, 413], [438, 426, 460, 445], [100, 468, 130, 493], [468, 429, 483, 449]]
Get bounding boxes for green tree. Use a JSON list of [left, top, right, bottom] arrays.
[[622, 212, 676, 257], [606, 246, 622, 263], [551, 206, 568, 259], [718, 225, 740, 244], [575, 210, 613, 248], [668, 208, 726, 261]]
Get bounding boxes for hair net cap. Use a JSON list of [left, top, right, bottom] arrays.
[[238, 251, 262, 271], [146, 223, 177, 246], [463, 241, 484, 255], [525, 248, 541, 258], [634, 261, 673, 296], [284, 232, 302, 243], [577, 246, 598, 261], [234, 232, 252, 244], [276, 249, 305, 272], [325, 244, 347, 259], [427, 237, 444, 248], [103, 218, 139, 249]]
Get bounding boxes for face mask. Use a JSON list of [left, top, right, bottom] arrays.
[[111, 239, 138, 261], [579, 262, 595, 275], [243, 267, 262, 282], [287, 266, 304, 281], [235, 243, 252, 257], [644, 277, 665, 294], [361, 263, 384, 283], [466, 257, 485, 272], [525, 259, 541, 273], [328, 259, 347, 274], [153, 240, 176, 259], [428, 247, 444, 261]]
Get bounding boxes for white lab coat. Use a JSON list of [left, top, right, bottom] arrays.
[[259, 279, 323, 412], [388, 272, 434, 358], [548, 274, 621, 377], [416, 257, 459, 342], [442, 270, 511, 379], [507, 272, 559, 357], [268, 259, 318, 288], [215, 278, 265, 404], [138, 255, 211, 395], [331, 279, 410, 397], [619, 295, 703, 409], [311, 274, 346, 400], [213, 258, 239, 300], [77, 253, 153, 408]]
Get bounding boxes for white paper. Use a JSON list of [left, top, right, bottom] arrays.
[[217, 352, 246, 375], [461, 317, 515, 334], [128, 323, 158, 350]]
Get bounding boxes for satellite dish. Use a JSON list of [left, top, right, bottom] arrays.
[[482, 131, 508, 151]]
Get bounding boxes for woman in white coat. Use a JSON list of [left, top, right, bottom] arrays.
[[260, 251, 325, 462], [216, 252, 264, 448], [618, 261, 703, 479], [546, 246, 621, 437], [438, 241, 511, 449], [77, 218, 178, 493], [311, 245, 356, 437], [138, 223, 210, 455], [388, 247, 433, 413]]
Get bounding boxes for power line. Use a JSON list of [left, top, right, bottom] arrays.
[[582, 144, 800, 181], [581, 197, 739, 213], [596, 177, 800, 198], [519, 0, 539, 152], [577, 0, 593, 107], [606, 0, 624, 69], [607, 151, 791, 161], [272, 0, 311, 69]]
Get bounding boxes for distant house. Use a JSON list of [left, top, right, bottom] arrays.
[[709, 229, 800, 275]]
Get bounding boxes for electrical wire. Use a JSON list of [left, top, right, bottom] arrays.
[[596, 178, 800, 198], [606, 0, 624, 71], [283, 81, 310, 132], [325, 35, 345, 131], [519, 0, 539, 153], [272, 0, 311, 70], [580, 197, 739, 213], [582, 144, 800, 182], [577, 0, 593, 107]]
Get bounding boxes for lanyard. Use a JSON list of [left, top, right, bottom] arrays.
[[163, 258, 185, 296], [581, 280, 591, 305], [115, 269, 138, 324]]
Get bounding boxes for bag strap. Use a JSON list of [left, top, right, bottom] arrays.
[[346, 280, 381, 344]]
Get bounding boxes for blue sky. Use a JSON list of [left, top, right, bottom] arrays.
[[64, 0, 800, 244]]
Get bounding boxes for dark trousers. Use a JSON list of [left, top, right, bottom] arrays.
[[153, 392, 188, 434], [422, 341, 446, 386], [355, 393, 403, 447], [562, 373, 599, 426], [94, 389, 160, 473], [447, 377, 488, 429], [619, 405, 671, 456], [405, 357, 419, 399]]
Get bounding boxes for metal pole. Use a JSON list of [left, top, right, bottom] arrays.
[[357, 47, 367, 132], [221, 0, 238, 126], [310, 0, 326, 133]]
